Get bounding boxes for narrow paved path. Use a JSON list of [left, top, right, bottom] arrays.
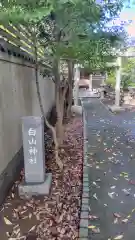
[[83, 98, 135, 240]]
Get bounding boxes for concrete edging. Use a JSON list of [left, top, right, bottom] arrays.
[[79, 100, 89, 240], [99, 99, 114, 116], [79, 97, 110, 239]]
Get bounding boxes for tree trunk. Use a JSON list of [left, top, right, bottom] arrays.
[[55, 83, 68, 145], [53, 58, 68, 146], [115, 57, 121, 106], [74, 64, 80, 105], [55, 89, 63, 145], [34, 46, 63, 170], [66, 60, 74, 118]]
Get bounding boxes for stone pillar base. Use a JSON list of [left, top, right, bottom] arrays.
[[108, 105, 125, 113], [100, 84, 106, 99], [71, 105, 82, 115], [18, 173, 52, 199]]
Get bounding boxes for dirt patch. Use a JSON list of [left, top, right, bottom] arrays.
[[0, 117, 83, 240]]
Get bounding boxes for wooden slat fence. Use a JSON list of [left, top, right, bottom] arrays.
[[0, 23, 44, 60]]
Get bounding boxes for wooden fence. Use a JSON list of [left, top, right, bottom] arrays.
[[0, 23, 44, 60]]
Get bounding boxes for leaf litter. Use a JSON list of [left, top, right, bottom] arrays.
[[98, 99, 135, 239], [0, 117, 83, 239], [4, 217, 12, 225], [114, 234, 124, 239]]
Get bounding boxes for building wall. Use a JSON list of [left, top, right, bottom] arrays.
[[92, 74, 105, 89], [0, 51, 55, 175]]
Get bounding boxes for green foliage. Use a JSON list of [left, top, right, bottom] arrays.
[[0, 0, 53, 24], [0, 0, 125, 72], [121, 74, 132, 89], [105, 58, 135, 90], [121, 58, 135, 89], [106, 69, 116, 88]]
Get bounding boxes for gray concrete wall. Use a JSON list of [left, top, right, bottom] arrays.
[[0, 51, 55, 176]]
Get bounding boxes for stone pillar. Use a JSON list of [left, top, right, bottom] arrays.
[[102, 74, 105, 85], [115, 57, 121, 106], [100, 73, 106, 99], [89, 74, 92, 91], [18, 116, 52, 198], [74, 64, 80, 105], [100, 84, 105, 99], [105, 72, 108, 82]]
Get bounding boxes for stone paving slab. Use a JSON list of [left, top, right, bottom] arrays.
[[82, 98, 135, 240]]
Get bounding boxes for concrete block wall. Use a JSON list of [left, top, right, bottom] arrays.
[[0, 51, 55, 176]]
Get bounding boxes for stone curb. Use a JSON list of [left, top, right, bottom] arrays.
[[99, 99, 114, 116], [79, 100, 89, 240]]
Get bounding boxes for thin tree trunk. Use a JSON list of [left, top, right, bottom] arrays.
[[55, 83, 68, 145], [61, 83, 68, 124], [34, 45, 63, 170], [55, 89, 63, 145], [53, 58, 68, 146], [67, 60, 73, 118], [74, 64, 80, 105]]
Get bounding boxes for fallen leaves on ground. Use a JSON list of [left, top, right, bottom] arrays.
[[93, 193, 98, 200], [4, 217, 12, 225], [88, 225, 96, 229], [0, 117, 83, 240], [88, 225, 100, 233], [114, 234, 124, 239], [89, 215, 99, 220], [87, 98, 135, 240], [129, 180, 135, 185], [108, 192, 115, 199], [114, 218, 118, 224], [113, 213, 121, 218], [92, 227, 100, 233], [122, 218, 128, 223]]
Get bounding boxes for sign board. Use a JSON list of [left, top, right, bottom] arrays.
[[22, 116, 45, 183]]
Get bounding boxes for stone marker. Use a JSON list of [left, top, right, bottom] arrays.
[[100, 83, 106, 99], [18, 116, 52, 198]]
